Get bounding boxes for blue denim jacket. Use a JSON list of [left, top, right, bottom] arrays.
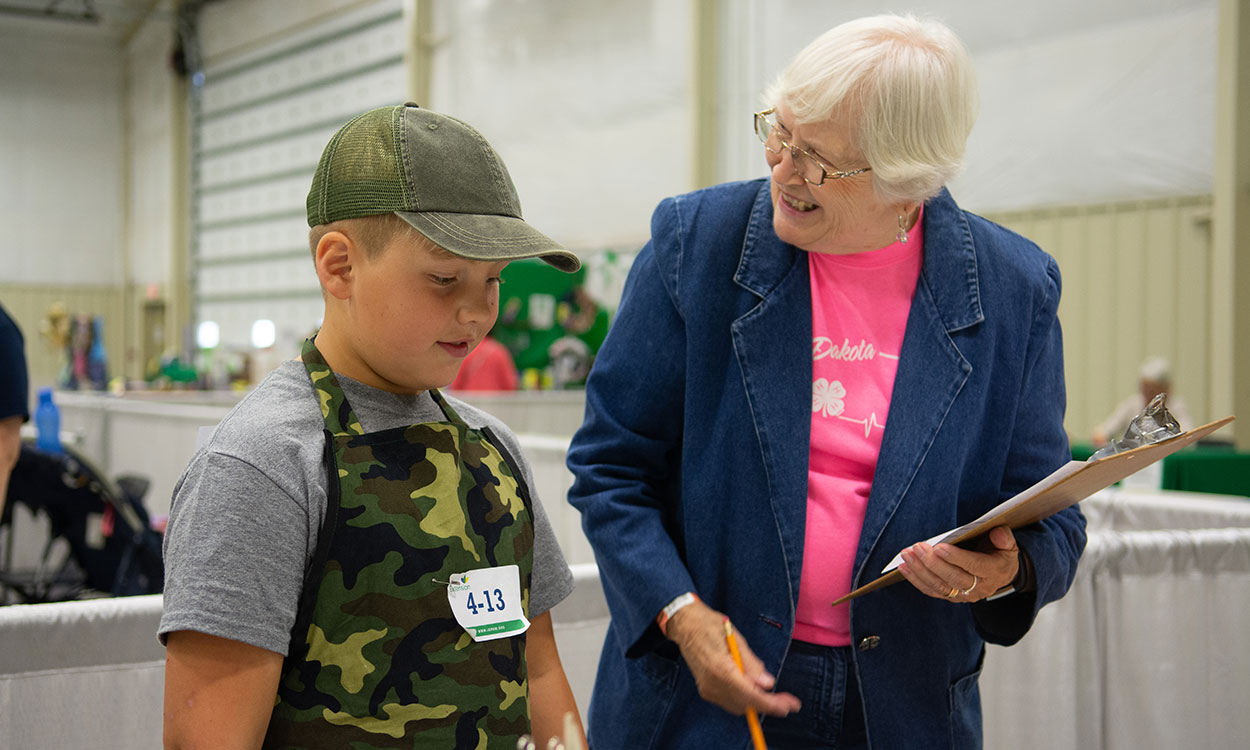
[[567, 179, 1086, 749]]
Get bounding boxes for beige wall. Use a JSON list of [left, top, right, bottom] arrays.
[[984, 195, 1216, 442], [0, 26, 126, 287]]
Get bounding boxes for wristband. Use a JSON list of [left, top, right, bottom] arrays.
[[657, 592, 699, 637]]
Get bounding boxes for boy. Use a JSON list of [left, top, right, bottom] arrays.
[[160, 104, 584, 749]]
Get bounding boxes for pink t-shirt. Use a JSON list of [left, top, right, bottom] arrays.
[[793, 211, 924, 646]]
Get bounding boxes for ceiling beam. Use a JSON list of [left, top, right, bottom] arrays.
[[0, 1, 100, 24]]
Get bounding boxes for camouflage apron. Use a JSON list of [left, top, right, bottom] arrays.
[[264, 338, 534, 749]]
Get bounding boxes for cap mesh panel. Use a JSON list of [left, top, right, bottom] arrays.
[[306, 107, 410, 226]]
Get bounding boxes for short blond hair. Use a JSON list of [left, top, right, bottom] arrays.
[[308, 213, 420, 261], [764, 14, 978, 204]]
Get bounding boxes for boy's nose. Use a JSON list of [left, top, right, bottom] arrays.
[[457, 290, 495, 325]]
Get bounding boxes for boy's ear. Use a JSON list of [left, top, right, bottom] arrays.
[[315, 231, 356, 300]]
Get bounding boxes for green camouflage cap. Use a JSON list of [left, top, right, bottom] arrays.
[[307, 103, 580, 272]]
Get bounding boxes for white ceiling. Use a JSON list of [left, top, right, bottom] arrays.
[[780, 0, 1214, 55], [0, 0, 1216, 51]]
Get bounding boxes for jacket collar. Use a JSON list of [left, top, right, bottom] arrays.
[[734, 180, 983, 332], [917, 188, 983, 332], [733, 181, 801, 299]]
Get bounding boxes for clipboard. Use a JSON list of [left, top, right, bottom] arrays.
[[832, 415, 1235, 605]]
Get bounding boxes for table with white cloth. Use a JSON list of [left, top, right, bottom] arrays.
[[981, 486, 1250, 750], [2, 488, 1248, 750]]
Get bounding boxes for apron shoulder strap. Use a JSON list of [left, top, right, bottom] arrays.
[[300, 337, 365, 437], [427, 388, 468, 427]]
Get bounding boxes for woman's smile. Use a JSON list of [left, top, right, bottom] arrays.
[[779, 190, 818, 213]]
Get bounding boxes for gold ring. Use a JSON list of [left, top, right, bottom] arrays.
[[946, 587, 959, 599], [962, 575, 978, 596]]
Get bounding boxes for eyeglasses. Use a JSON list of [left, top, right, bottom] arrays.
[[754, 108, 871, 186]]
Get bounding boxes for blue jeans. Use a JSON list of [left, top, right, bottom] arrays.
[[763, 641, 868, 750]]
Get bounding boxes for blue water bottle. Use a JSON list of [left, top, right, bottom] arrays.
[[35, 387, 63, 454]]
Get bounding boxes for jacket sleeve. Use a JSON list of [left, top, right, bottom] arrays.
[[973, 254, 1088, 644]]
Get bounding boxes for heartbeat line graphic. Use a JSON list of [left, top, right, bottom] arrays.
[[838, 412, 886, 438]]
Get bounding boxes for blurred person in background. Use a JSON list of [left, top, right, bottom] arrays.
[[1092, 355, 1193, 446], [566, 14, 1086, 750], [0, 303, 30, 520], [450, 334, 519, 391]]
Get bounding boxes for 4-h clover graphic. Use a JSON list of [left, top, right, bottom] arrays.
[[812, 378, 846, 418]]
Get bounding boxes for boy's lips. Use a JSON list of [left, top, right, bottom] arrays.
[[438, 340, 471, 357]]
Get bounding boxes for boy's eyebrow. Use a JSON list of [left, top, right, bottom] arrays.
[[426, 243, 460, 260], [421, 241, 507, 267], [408, 235, 460, 261]]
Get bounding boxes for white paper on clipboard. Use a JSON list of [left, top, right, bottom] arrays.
[[880, 460, 1084, 574]]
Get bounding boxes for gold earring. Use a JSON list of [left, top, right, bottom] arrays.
[[896, 213, 909, 244]]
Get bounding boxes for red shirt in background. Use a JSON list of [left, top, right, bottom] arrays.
[[450, 336, 519, 392]]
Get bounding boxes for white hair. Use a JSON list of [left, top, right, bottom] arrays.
[[763, 14, 979, 204], [1139, 356, 1171, 383]]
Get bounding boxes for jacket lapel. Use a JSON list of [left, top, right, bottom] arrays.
[[730, 183, 813, 607], [853, 189, 984, 583]]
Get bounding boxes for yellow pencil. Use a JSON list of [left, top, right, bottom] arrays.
[[724, 618, 768, 750]]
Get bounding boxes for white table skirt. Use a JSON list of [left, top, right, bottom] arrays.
[[3, 488, 1248, 749], [981, 488, 1250, 750]]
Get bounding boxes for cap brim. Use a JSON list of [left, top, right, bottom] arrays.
[[396, 211, 581, 273]]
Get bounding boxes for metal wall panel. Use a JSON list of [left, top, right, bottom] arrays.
[[191, 0, 405, 354], [983, 195, 1214, 441]]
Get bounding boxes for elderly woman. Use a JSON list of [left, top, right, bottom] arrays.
[[566, 14, 1087, 750]]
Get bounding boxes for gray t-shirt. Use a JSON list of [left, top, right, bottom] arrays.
[[159, 360, 573, 655]]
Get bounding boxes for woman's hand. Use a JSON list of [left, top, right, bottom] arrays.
[[664, 600, 801, 717], [898, 525, 1020, 602]]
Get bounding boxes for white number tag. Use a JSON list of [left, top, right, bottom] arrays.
[[446, 564, 530, 642]]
